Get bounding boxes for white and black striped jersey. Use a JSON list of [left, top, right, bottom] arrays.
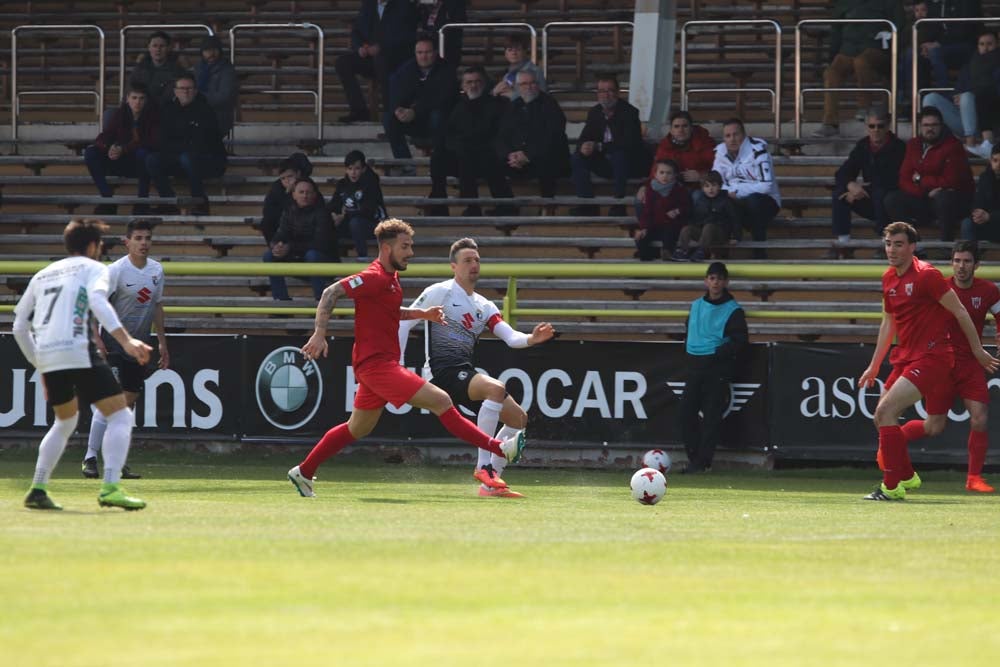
[[100, 256, 164, 354]]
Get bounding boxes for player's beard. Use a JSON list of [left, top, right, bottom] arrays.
[[389, 250, 408, 271]]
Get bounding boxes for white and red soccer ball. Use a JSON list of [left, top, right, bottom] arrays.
[[630, 467, 667, 505], [642, 449, 671, 475]]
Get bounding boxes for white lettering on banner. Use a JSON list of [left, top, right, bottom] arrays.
[[31, 370, 46, 426], [192, 370, 223, 429], [0, 369, 27, 427], [614, 372, 647, 419], [145, 370, 187, 427], [573, 371, 611, 418], [537, 369, 573, 417], [831, 377, 857, 418]]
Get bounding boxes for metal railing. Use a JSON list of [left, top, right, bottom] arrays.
[[230, 23, 325, 139], [10, 25, 105, 146], [795, 19, 897, 138], [118, 24, 214, 102], [438, 22, 537, 63], [680, 20, 782, 138], [540, 21, 633, 82], [911, 17, 1000, 127]]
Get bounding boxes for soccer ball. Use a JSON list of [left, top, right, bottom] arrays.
[[630, 468, 667, 505], [642, 449, 671, 474]]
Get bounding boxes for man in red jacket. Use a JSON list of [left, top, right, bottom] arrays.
[[647, 110, 716, 189], [883, 106, 975, 241]]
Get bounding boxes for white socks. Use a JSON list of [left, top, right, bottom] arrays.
[[476, 399, 504, 469], [491, 425, 522, 476], [32, 413, 79, 486], [101, 408, 133, 485], [85, 404, 107, 460]]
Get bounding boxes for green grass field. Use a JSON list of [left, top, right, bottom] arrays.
[[1, 448, 998, 667]]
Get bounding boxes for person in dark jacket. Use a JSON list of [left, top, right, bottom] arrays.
[[428, 65, 514, 216], [264, 177, 338, 301], [884, 106, 976, 240], [328, 150, 387, 262], [195, 35, 238, 135], [494, 70, 570, 198], [962, 144, 1000, 240], [677, 171, 742, 262], [900, 0, 983, 106], [386, 34, 458, 160], [828, 106, 906, 258], [145, 73, 227, 214], [635, 159, 692, 261], [418, 0, 466, 66], [679, 261, 748, 474], [84, 82, 159, 215], [570, 75, 649, 215], [260, 153, 313, 244], [336, 0, 418, 123], [128, 31, 188, 108]]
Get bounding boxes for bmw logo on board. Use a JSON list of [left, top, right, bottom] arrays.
[[255, 346, 323, 430]]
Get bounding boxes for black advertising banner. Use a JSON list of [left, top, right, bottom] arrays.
[[0, 334, 241, 436], [769, 343, 998, 461]]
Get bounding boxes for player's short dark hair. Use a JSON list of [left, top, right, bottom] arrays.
[[884, 221, 919, 243], [918, 106, 943, 124], [703, 170, 723, 186], [463, 65, 488, 80], [174, 72, 196, 88], [506, 33, 530, 50], [148, 31, 171, 45], [375, 218, 414, 244], [722, 117, 746, 134], [415, 32, 437, 48], [127, 82, 149, 97], [344, 150, 366, 168], [654, 158, 679, 173], [596, 74, 619, 90], [449, 237, 479, 263], [952, 240, 981, 263], [668, 109, 693, 125], [64, 218, 109, 255], [706, 261, 729, 279], [125, 219, 154, 238]]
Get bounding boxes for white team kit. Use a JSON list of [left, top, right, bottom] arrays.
[[13, 256, 122, 374], [101, 256, 165, 353]]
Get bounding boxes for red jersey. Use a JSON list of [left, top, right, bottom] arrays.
[[340, 260, 403, 370], [948, 277, 1000, 361], [883, 258, 953, 364]]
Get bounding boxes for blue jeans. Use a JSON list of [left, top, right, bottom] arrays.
[[571, 149, 630, 198], [923, 91, 977, 138], [263, 247, 334, 300], [84, 144, 150, 197], [341, 215, 375, 259], [386, 108, 446, 159], [146, 151, 226, 198], [900, 42, 974, 99], [831, 185, 890, 237]]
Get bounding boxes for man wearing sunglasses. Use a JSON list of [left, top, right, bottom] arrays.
[[828, 107, 905, 258]]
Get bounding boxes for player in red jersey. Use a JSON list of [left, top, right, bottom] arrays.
[[888, 241, 999, 493], [859, 223, 999, 501], [286, 219, 526, 497]]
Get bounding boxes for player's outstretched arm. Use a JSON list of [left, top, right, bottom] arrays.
[[859, 313, 895, 388], [939, 290, 1000, 373], [401, 305, 446, 325], [527, 322, 555, 345], [303, 281, 345, 360]]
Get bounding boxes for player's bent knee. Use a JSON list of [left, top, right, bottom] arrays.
[[923, 418, 946, 437]]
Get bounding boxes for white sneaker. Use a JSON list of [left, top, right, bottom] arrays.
[[287, 465, 315, 497], [499, 430, 526, 464], [967, 140, 993, 159]]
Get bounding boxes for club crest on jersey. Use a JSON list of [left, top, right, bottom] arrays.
[[905, 283, 913, 296], [152, 275, 160, 286], [255, 346, 323, 430], [348, 276, 364, 288], [972, 297, 982, 309], [888, 288, 896, 297]]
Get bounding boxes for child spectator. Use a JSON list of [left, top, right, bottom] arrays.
[[328, 150, 387, 262], [635, 159, 691, 261], [260, 153, 313, 244], [677, 171, 742, 261]]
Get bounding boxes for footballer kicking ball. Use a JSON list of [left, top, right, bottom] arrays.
[[642, 449, 671, 475], [630, 468, 667, 505]]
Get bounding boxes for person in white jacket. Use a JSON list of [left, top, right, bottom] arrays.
[[711, 118, 781, 258]]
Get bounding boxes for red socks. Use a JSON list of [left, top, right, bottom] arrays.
[[299, 422, 355, 479], [438, 407, 503, 455], [968, 430, 989, 477], [878, 425, 907, 489], [900, 420, 925, 442]]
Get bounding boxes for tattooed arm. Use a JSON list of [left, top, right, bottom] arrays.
[[302, 281, 346, 360]]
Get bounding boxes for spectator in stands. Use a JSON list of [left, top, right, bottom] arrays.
[[264, 177, 338, 301], [492, 33, 546, 101], [711, 118, 781, 259], [569, 75, 649, 217], [418, 0, 467, 66], [385, 33, 458, 162], [635, 159, 692, 261], [923, 29, 1000, 159], [828, 106, 906, 258], [645, 110, 716, 192], [962, 144, 1000, 241], [329, 150, 387, 262], [495, 70, 569, 198], [195, 35, 238, 136], [84, 82, 159, 216], [813, 0, 902, 137], [260, 153, 313, 244], [678, 170, 741, 262], [145, 73, 227, 215], [900, 0, 982, 110], [336, 0, 418, 124], [129, 31, 188, 108], [428, 65, 514, 216], [885, 106, 975, 241]]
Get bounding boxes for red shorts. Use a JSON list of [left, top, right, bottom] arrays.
[[353, 359, 427, 410], [923, 356, 989, 414], [885, 354, 954, 412]]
